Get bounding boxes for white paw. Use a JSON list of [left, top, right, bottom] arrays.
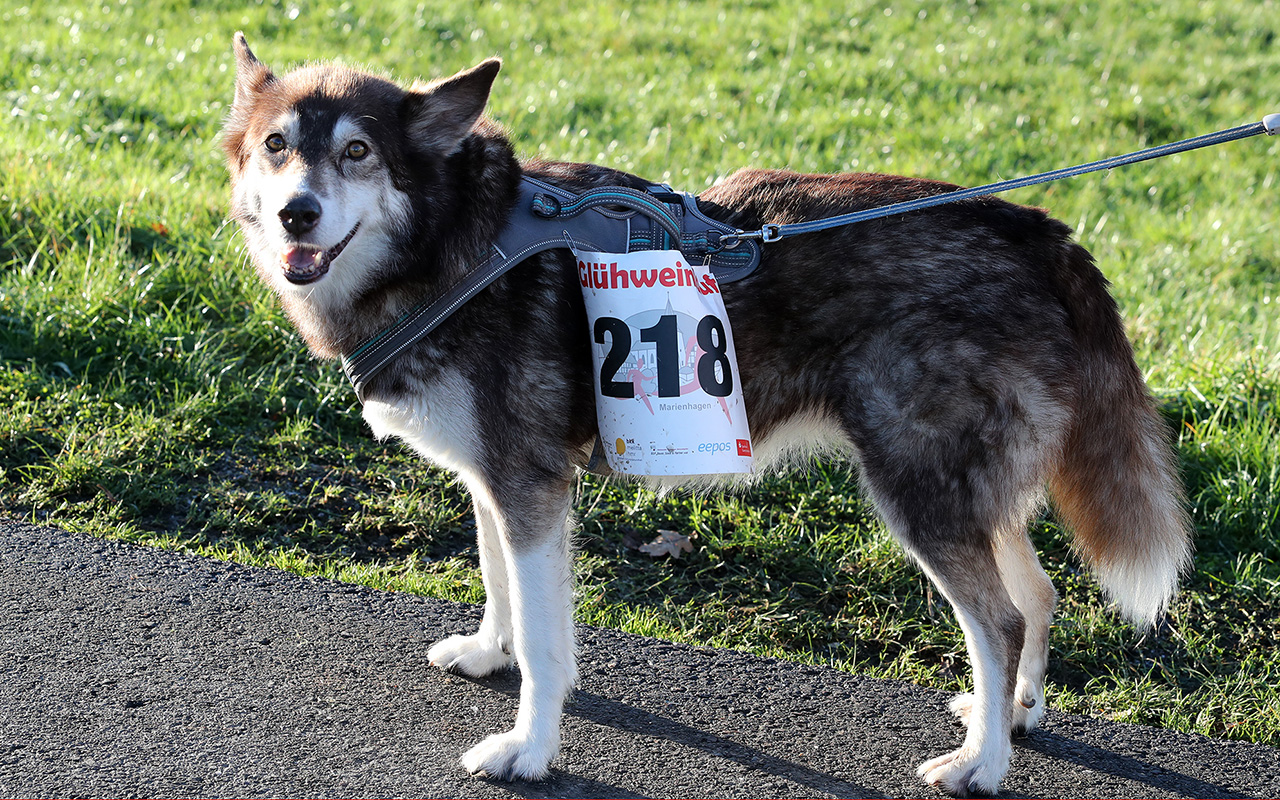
[[1012, 677, 1047, 733], [948, 687, 1045, 735], [461, 729, 558, 781], [916, 745, 1008, 797], [428, 633, 514, 677], [948, 692, 978, 726]]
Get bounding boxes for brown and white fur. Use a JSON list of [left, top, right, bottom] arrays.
[[222, 34, 1192, 795]]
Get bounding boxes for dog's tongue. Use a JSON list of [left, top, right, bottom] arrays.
[[282, 246, 325, 282]]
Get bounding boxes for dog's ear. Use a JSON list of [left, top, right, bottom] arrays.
[[223, 32, 276, 169], [232, 32, 274, 107], [401, 58, 501, 155]]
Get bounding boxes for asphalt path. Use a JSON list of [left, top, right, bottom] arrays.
[[2, 518, 1276, 799]]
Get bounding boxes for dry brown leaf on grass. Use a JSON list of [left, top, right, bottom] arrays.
[[637, 529, 694, 559]]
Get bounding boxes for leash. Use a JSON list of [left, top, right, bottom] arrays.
[[723, 113, 1280, 247]]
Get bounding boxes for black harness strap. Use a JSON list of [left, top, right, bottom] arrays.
[[341, 176, 760, 401]]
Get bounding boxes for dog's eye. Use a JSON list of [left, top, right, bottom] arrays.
[[345, 140, 369, 160], [264, 133, 286, 153]]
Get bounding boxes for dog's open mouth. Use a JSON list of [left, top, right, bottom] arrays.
[[281, 222, 361, 285]]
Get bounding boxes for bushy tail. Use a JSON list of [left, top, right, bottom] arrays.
[[1048, 247, 1193, 627]]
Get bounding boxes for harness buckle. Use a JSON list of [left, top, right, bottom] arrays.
[[531, 193, 562, 217]]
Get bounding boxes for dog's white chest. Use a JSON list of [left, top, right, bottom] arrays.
[[360, 370, 482, 477]]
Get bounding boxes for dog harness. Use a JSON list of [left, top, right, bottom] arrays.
[[341, 176, 761, 402]]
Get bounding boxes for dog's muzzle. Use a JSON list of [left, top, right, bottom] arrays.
[[281, 222, 361, 285]]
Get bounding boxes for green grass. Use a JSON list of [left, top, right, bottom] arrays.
[[3, 0, 1279, 747]]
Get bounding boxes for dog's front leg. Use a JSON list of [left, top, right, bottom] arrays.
[[428, 500, 517, 676], [455, 478, 577, 781]]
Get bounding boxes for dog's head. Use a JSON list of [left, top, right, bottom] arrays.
[[222, 34, 501, 307]]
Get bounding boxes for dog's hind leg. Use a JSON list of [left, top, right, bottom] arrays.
[[850, 426, 1028, 794], [456, 477, 577, 781], [428, 500, 516, 676], [905, 534, 1024, 796], [947, 528, 1056, 737], [996, 529, 1055, 734]]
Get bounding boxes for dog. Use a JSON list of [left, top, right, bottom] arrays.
[[221, 34, 1192, 795]]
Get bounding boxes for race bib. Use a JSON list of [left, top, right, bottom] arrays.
[[576, 248, 753, 476]]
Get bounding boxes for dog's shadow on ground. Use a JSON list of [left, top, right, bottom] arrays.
[[1014, 727, 1248, 799], [461, 670, 886, 799], [462, 671, 1253, 799], [565, 690, 888, 799]]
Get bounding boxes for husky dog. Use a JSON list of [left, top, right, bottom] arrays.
[[222, 34, 1192, 795]]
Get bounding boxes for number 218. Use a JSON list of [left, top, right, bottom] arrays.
[[593, 314, 733, 399]]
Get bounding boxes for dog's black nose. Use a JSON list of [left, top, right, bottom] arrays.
[[279, 195, 322, 236]]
